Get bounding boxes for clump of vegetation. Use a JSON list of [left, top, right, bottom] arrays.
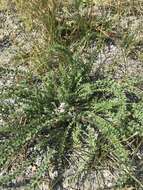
[[0, 0, 143, 189]]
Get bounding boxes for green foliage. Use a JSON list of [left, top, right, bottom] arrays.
[[0, 0, 143, 189], [1, 45, 143, 189]]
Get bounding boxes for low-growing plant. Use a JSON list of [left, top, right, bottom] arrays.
[[1, 44, 143, 189], [0, 0, 143, 189]]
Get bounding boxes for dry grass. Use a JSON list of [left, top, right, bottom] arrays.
[[0, 1, 143, 189]]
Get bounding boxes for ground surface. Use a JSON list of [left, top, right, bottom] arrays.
[[0, 2, 143, 190]]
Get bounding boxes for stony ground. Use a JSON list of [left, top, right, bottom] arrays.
[[0, 3, 143, 190]]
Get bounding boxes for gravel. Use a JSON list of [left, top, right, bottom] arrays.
[[0, 3, 143, 190]]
